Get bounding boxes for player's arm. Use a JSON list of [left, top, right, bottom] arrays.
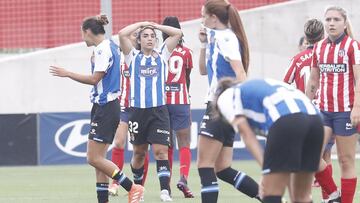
[[233, 116, 264, 166], [118, 22, 150, 55], [229, 60, 247, 82], [351, 64, 360, 126], [283, 58, 296, 84], [220, 35, 246, 82], [185, 68, 192, 92], [305, 67, 320, 100], [49, 66, 104, 85], [198, 27, 207, 75], [155, 24, 183, 53], [185, 50, 193, 91]]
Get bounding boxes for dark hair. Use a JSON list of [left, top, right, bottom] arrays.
[[136, 26, 157, 50], [298, 36, 305, 46], [212, 77, 238, 118], [204, 0, 249, 73], [82, 14, 109, 35], [162, 16, 183, 45], [304, 19, 324, 44]]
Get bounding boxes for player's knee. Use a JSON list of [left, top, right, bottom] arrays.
[[87, 154, 100, 167], [153, 148, 168, 160], [113, 139, 125, 148], [338, 153, 355, 169], [133, 150, 146, 162], [177, 138, 190, 148]]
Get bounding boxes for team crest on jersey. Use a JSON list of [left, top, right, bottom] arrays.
[[338, 49, 346, 57], [151, 51, 159, 58], [122, 70, 130, 77], [97, 50, 102, 55], [140, 65, 158, 77]]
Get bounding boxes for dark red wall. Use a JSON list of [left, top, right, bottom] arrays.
[[0, 0, 286, 48]]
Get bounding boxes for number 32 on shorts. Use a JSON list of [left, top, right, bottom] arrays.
[[128, 121, 139, 134]]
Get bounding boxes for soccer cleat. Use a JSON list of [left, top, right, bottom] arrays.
[[327, 196, 341, 203], [160, 189, 173, 202], [108, 182, 119, 196], [128, 184, 145, 203], [176, 176, 194, 198], [326, 190, 341, 203]]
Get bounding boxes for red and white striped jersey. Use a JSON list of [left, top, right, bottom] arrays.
[[283, 47, 313, 93], [165, 45, 193, 105], [119, 60, 130, 108], [312, 34, 360, 112]]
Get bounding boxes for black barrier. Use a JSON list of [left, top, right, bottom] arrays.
[[0, 114, 37, 165]]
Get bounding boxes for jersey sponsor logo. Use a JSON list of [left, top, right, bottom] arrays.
[[319, 63, 347, 73], [165, 83, 180, 92], [54, 119, 90, 157], [140, 65, 158, 77]]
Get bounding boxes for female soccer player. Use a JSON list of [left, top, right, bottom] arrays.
[[197, 1, 261, 203], [118, 21, 182, 202], [306, 6, 360, 203], [162, 16, 194, 198], [109, 29, 150, 197], [284, 19, 325, 93], [50, 15, 144, 203], [215, 78, 324, 203]]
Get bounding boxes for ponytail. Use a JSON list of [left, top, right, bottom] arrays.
[[345, 18, 354, 39], [82, 14, 109, 35], [227, 5, 249, 73]]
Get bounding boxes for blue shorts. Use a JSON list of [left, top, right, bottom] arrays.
[[119, 106, 133, 123], [321, 111, 356, 136], [167, 104, 191, 131]]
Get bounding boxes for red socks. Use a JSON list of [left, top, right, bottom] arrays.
[[320, 164, 332, 199], [168, 147, 174, 174], [142, 153, 150, 186], [179, 147, 191, 179], [315, 164, 338, 195], [341, 177, 357, 203], [111, 147, 124, 170]]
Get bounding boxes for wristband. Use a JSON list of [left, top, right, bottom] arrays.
[[200, 43, 207, 49]]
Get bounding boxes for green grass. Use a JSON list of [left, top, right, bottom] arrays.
[[0, 160, 359, 203]]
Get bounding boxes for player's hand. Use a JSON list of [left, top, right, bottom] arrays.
[[49, 66, 69, 77], [140, 21, 156, 29], [199, 27, 207, 43], [350, 105, 360, 127]]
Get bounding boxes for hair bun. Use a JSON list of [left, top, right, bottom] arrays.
[[97, 14, 109, 25]]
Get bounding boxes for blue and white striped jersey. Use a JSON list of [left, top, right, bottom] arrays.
[[124, 44, 171, 108], [90, 39, 121, 105], [217, 79, 319, 135], [205, 28, 242, 102]]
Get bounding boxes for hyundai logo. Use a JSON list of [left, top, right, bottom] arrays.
[[54, 119, 90, 157]]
